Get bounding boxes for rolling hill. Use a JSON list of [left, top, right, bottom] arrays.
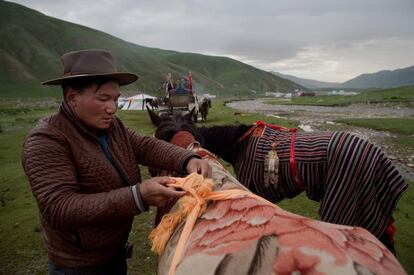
[[271, 71, 340, 89], [272, 66, 414, 90], [0, 0, 303, 98], [340, 65, 414, 89]]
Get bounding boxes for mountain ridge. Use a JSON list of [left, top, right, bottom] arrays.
[[340, 65, 414, 89], [0, 0, 303, 98], [272, 65, 414, 90], [271, 72, 340, 89]]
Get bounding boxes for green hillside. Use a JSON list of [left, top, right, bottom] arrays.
[[340, 66, 414, 89], [0, 0, 303, 99]]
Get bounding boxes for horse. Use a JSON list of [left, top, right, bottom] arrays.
[[149, 112, 406, 275], [147, 109, 408, 253], [199, 98, 212, 122], [145, 98, 158, 110]]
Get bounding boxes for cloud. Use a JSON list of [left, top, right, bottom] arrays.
[[8, 0, 414, 82]]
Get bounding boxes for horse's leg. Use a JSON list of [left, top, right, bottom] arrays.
[[379, 216, 397, 255], [379, 231, 396, 255]]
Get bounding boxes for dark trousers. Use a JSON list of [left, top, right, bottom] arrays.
[[48, 255, 127, 275]]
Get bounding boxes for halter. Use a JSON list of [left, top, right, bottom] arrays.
[[170, 131, 197, 148], [171, 131, 219, 161]]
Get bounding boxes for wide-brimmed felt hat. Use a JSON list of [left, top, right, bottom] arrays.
[[42, 49, 138, 86]]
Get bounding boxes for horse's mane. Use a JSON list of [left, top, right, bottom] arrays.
[[152, 109, 251, 162], [197, 124, 250, 156], [154, 112, 198, 142], [154, 111, 250, 149]]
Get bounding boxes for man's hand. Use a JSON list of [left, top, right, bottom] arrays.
[[186, 157, 212, 178], [139, 176, 185, 207]]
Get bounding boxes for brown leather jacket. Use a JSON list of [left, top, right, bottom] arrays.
[[22, 102, 196, 268]]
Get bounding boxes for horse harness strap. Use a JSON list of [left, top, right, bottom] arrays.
[[225, 123, 261, 155], [289, 128, 305, 190], [232, 124, 259, 148], [246, 121, 305, 191]]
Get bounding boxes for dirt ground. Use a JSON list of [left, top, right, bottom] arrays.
[[227, 100, 414, 180]]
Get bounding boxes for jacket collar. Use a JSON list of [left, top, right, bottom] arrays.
[[60, 100, 112, 138]]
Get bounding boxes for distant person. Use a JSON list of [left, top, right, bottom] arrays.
[[175, 79, 181, 91], [175, 78, 187, 94], [22, 49, 211, 275], [187, 71, 193, 94], [167, 79, 175, 97], [182, 78, 188, 91]]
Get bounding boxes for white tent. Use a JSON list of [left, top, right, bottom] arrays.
[[117, 97, 128, 109], [121, 93, 156, 110]]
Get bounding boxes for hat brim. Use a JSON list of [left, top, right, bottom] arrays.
[[42, 72, 138, 86]]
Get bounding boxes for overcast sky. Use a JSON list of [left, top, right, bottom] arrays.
[[9, 0, 414, 82]]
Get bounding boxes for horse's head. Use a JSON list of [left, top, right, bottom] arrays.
[[200, 97, 211, 107], [207, 98, 212, 108], [148, 106, 254, 169], [147, 107, 199, 143]]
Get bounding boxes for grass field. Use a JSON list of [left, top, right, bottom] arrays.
[[0, 99, 412, 274], [268, 85, 414, 106], [337, 117, 414, 135], [337, 118, 414, 154]]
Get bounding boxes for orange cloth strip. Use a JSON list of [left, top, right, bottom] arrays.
[[149, 172, 275, 275]]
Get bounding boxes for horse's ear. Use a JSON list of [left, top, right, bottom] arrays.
[[147, 106, 161, 126]]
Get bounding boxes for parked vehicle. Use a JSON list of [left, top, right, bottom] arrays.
[[160, 71, 199, 122]]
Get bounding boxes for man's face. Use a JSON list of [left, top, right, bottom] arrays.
[[70, 81, 121, 129]]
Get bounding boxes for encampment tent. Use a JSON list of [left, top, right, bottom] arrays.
[[118, 97, 128, 109], [121, 94, 156, 110]]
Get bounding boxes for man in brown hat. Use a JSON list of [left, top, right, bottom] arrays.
[[22, 49, 211, 274]]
